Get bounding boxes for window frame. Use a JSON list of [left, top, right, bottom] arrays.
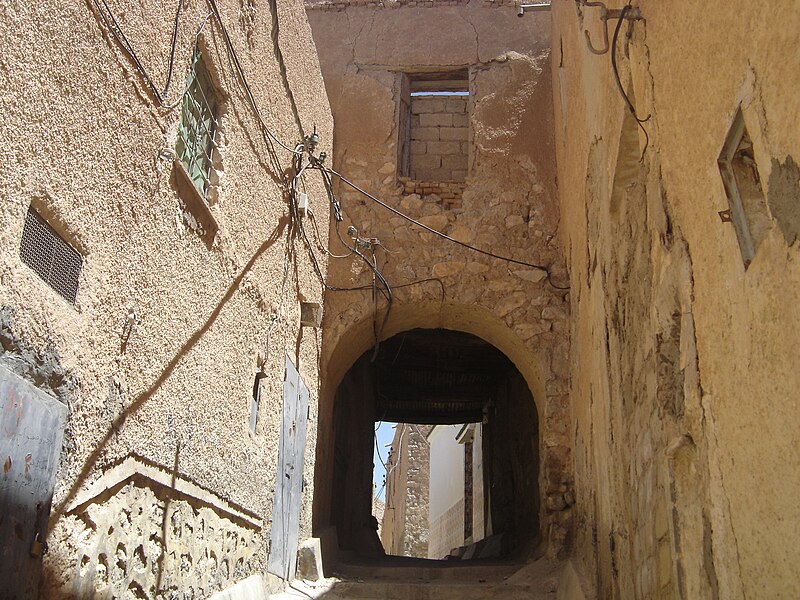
[[176, 49, 220, 200], [717, 108, 770, 269], [398, 69, 470, 183]]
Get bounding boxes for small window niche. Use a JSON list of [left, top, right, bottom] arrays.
[[398, 70, 470, 183], [176, 48, 221, 201], [718, 109, 770, 268], [173, 46, 225, 242]]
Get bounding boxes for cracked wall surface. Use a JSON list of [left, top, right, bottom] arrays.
[[552, 1, 800, 598], [0, 0, 332, 595], [306, 1, 573, 557]]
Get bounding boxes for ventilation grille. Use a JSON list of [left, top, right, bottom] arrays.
[[20, 208, 82, 304]]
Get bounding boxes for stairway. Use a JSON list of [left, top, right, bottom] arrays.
[[269, 557, 563, 600]]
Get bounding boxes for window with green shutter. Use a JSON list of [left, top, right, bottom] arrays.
[[176, 50, 218, 198]]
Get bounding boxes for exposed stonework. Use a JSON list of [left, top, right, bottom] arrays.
[[309, 1, 572, 558], [48, 463, 260, 598], [371, 496, 385, 539], [3, 0, 796, 596], [398, 179, 467, 208], [381, 424, 431, 557]]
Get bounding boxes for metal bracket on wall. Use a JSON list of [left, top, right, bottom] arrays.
[[581, 2, 643, 55]]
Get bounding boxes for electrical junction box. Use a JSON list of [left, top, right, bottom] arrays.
[[297, 192, 309, 217]]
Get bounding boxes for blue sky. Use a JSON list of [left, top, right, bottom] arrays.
[[373, 421, 395, 501]]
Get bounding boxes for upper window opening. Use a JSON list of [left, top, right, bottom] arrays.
[[176, 50, 219, 199], [718, 108, 769, 269], [399, 70, 469, 183], [20, 207, 83, 305]]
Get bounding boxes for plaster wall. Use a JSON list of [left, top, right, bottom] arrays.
[[0, 0, 332, 596], [428, 425, 464, 523], [427, 424, 465, 559], [307, 0, 573, 557], [552, 1, 800, 597]]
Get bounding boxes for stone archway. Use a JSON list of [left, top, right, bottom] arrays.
[[313, 301, 571, 561]]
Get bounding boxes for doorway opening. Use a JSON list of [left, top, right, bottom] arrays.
[[328, 328, 541, 562]]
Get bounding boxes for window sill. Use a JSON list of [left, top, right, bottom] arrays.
[[172, 159, 220, 243]]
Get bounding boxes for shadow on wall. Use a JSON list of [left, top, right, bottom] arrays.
[[26, 216, 298, 596]]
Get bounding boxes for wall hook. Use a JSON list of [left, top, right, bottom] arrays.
[[582, 1, 642, 55]]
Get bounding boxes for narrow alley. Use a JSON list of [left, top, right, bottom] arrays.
[[1, 0, 798, 599]]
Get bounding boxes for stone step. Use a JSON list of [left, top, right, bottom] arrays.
[[269, 558, 563, 600], [307, 581, 556, 600]]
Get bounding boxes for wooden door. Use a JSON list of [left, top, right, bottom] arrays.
[[267, 356, 309, 581]]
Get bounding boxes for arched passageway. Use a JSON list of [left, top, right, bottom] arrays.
[[314, 304, 547, 563]]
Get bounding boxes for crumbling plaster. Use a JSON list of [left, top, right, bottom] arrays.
[[0, 0, 332, 595], [552, 1, 800, 597], [307, 2, 573, 556]]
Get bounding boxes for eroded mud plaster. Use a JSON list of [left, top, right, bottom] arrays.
[[553, 1, 800, 597]]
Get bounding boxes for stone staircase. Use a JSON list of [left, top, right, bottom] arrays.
[[268, 557, 564, 600]]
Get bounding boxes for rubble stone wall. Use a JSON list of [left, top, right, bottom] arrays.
[[381, 424, 431, 558], [308, 2, 572, 556]]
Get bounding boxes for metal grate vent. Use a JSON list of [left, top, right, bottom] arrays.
[[20, 208, 83, 304]]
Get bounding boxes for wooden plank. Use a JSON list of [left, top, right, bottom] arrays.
[[286, 372, 310, 581], [267, 356, 297, 578], [267, 356, 309, 581]]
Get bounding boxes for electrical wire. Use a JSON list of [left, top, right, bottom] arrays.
[[90, 0, 166, 104], [267, 0, 305, 139], [88, 0, 303, 166], [611, 4, 650, 161], [375, 430, 389, 471], [204, 0, 297, 184], [162, 12, 215, 111], [313, 164, 570, 291], [308, 160, 396, 358], [307, 210, 353, 259], [205, 0, 304, 157], [161, 0, 184, 100]]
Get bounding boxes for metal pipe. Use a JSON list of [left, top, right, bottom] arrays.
[[517, 3, 551, 17]]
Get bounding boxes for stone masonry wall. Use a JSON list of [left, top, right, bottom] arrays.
[[309, 3, 573, 557], [399, 179, 467, 208], [381, 424, 431, 558], [409, 95, 469, 181], [403, 425, 432, 557]]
